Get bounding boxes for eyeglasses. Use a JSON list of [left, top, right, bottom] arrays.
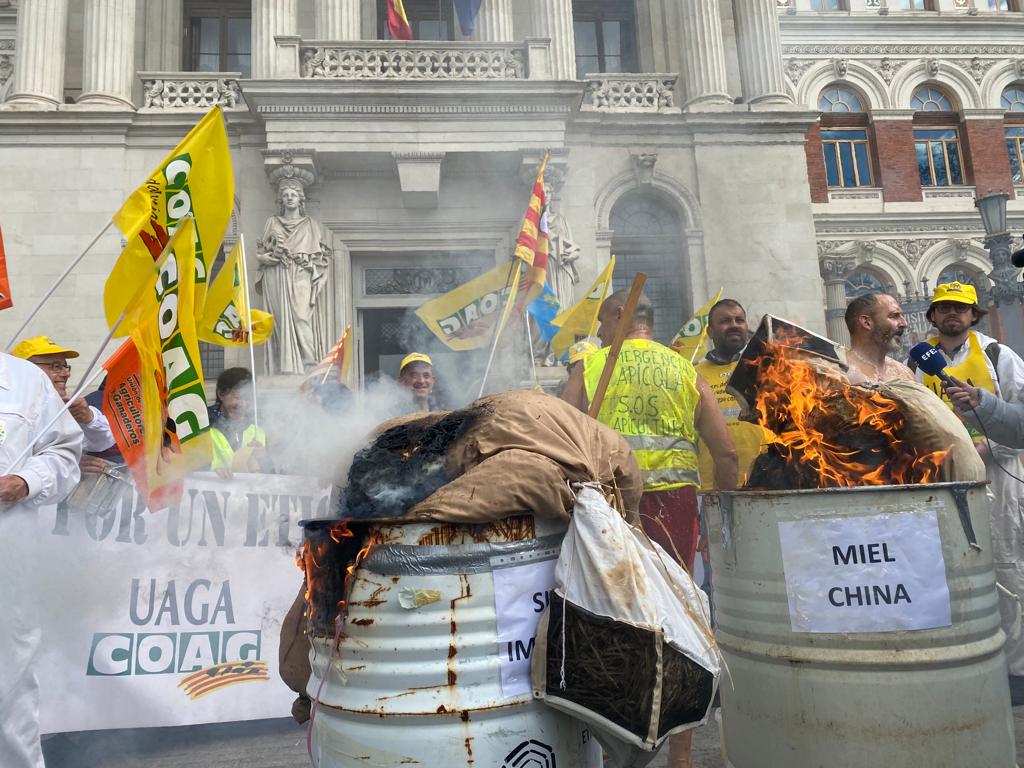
[[35, 361, 71, 372], [932, 302, 973, 315]]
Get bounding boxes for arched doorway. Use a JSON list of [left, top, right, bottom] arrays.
[[609, 189, 687, 344]]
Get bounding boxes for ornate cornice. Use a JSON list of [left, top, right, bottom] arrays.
[[782, 44, 1024, 56], [254, 103, 573, 115]]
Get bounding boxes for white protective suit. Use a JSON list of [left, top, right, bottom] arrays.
[[0, 354, 82, 768], [916, 331, 1024, 675]]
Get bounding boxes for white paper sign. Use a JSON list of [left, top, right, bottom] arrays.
[[28, 472, 333, 734], [777, 511, 951, 634], [491, 554, 558, 698]]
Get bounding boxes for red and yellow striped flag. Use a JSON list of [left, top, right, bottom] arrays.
[[386, 0, 413, 40], [301, 326, 352, 390], [512, 154, 550, 311]]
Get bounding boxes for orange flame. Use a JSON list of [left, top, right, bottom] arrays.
[[750, 334, 947, 487], [296, 521, 382, 635]]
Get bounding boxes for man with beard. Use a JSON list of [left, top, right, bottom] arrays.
[[912, 281, 1024, 702], [694, 299, 769, 488], [843, 293, 914, 384]]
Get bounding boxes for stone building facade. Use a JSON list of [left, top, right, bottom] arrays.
[[0, 0, 1022, 385]]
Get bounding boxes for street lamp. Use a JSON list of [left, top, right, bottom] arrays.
[[975, 190, 1023, 353], [975, 190, 1018, 307]]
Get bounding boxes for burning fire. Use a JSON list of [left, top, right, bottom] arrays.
[[749, 336, 948, 488], [296, 520, 380, 636]]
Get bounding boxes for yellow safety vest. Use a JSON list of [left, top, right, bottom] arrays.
[[583, 338, 700, 492], [921, 332, 997, 439], [694, 357, 769, 491], [210, 424, 267, 471]]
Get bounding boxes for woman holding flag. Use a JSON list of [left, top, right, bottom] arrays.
[[209, 368, 270, 478]]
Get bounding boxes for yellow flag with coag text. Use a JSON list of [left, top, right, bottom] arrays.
[[670, 288, 724, 363], [104, 106, 233, 329], [199, 241, 273, 347], [550, 256, 616, 360], [415, 261, 519, 351], [121, 217, 213, 511]]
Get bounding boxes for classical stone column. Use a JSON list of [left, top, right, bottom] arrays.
[[819, 255, 856, 345], [679, 0, 731, 109], [80, 0, 136, 107], [530, 0, 575, 80], [472, 0, 514, 41], [315, 0, 360, 40], [731, 0, 791, 106], [253, 0, 298, 79], [5, 0, 69, 109]]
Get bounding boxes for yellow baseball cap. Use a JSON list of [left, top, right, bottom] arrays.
[[400, 352, 432, 371], [930, 281, 979, 307], [568, 340, 598, 364], [11, 335, 80, 360]]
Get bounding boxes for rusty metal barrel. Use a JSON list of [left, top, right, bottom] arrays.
[[306, 516, 600, 768], [703, 482, 1016, 768]]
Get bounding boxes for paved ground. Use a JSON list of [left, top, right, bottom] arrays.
[[38, 706, 1024, 767]]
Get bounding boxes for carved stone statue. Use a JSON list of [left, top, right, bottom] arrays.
[[255, 178, 333, 375], [547, 209, 581, 307]]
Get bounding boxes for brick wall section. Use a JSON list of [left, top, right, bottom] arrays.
[[961, 119, 1016, 200], [872, 120, 924, 202], [804, 123, 829, 204]]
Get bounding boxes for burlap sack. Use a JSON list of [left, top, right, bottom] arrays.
[[279, 582, 312, 723], [879, 379, 986, 482], [355, 391, 641, 524]]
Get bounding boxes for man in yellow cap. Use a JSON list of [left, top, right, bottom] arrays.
[[912, 281, 1024, 700], [11, 336, 115, 465], [398, 352, 435, 412]]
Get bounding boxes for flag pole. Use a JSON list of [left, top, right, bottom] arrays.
[[524, 314, 540, 390], [238, 235, 260, 430], [477, 259, 521, 399], [4, 219, 114, 351]]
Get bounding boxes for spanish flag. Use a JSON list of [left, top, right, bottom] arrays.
[[550, 256, 616, 360], [387, 0, 413, 40], [198, 241, 273, 347], [116, 217, 212, 510], [104, 107, 233, 329]]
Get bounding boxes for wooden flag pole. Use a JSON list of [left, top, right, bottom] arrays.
[[238, 235, 260, 430], [4, 219, 114, 351], [587, 272, 646, 419]]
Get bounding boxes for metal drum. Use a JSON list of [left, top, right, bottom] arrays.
[[65, 463, 133, 516], [306, 516, 599, 768], [703, 482, 1016, 768]]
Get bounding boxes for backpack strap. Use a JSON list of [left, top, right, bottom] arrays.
[[985, 341, 1001, 385]]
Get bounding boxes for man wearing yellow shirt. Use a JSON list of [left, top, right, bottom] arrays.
[[694, 299, 769, 489]]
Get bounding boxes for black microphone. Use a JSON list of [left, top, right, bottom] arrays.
[[909, 342, 951, 382], [1012, 247, 1024, 269]]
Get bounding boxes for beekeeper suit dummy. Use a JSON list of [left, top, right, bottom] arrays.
[[911, 282, 1024, 694], [0, 353, 82, 768]]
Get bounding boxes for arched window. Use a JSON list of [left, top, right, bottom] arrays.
[[911, 85, 963, 187], [844, 269, 889, 299], [819, 86, 865, 113], [937, 264, 987, 292], [1005, 86, 1024, 184], [911, 85, 955, 111], [818, 84, 874, 188], [609, 191, 687, 344]]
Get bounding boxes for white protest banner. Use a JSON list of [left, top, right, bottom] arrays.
[[777, 510, 951, 634], [32, 471, 333, 734], [491, 547, 559, 698]]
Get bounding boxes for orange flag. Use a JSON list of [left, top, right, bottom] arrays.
[[101, 339, 147, 491], [0, 225, 12, 311]]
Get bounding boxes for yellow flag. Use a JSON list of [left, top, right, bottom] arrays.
[[198, 241, 273, 346], [123, 217, 212, 511], [550, 256, 616, 360], [415, 261, 519, 351], [670, 288, 724, 363], [105, 107, 233, 329]]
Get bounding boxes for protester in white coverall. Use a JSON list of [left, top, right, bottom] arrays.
[[0, 352, 82, 768], [911, 282, 1024, 701]]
